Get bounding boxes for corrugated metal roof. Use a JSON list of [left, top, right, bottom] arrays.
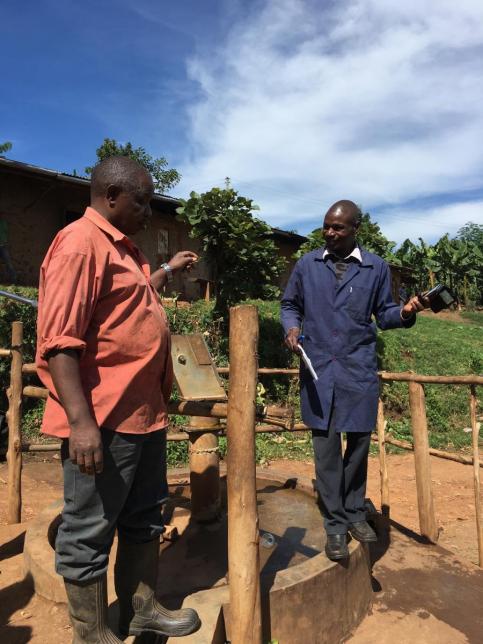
[[0, 156, 180, 205], [270, 227, 307, 243]]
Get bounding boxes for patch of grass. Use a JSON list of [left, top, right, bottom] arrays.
[[167, 439, 189, 468], [378, 314, 483, 452], [166, 432, 313, 469], [22, 401, 46, 443], [461, 310, 483, 327], [255, 431, 313, 464]]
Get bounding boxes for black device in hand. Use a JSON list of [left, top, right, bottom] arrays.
[[418, 284, 456, 313]]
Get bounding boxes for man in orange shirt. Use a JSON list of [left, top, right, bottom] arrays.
[[36, 156, 200, 642]]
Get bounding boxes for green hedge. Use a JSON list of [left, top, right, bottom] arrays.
[[0, 285, 39, 411]]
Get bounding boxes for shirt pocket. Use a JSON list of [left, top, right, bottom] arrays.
[[345, 285, 372, 322]]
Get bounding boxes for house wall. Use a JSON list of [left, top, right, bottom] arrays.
[[0, 170, 90, 286], [0, 166, 304, 300], [274, 238, 300, 291], [133, 202, 210, 300], [0, 169, 223, 300]]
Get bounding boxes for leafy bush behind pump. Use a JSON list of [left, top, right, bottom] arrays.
[[176, 184, 287, 319]]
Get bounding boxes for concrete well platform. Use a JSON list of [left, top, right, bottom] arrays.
[[23, 469, 373, 644]]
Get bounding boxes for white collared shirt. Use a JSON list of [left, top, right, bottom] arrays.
[[322, 246, 362, 262]]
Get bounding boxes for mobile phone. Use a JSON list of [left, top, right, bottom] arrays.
[[418, 284, 456, 313]]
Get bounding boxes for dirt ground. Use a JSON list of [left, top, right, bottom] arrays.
[[0, 451, 481, 643]]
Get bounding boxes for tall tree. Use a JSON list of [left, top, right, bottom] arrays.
[[457, 222, 483, 250], [176, 183, 286, 319], [436, 235, 483, 305], [85, 138, 181, 193], [395, 234, 483, 305], [358, 213, 396, 258], [0, 141, 12, 154]]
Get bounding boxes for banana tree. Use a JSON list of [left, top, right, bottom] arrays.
[[394, 239, 435, 291]]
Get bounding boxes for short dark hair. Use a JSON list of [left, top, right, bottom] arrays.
[[326, 200, 362, 226], [90, 156, 151, 198]]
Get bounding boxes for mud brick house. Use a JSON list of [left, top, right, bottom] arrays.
[[0, 157, 306, 299]]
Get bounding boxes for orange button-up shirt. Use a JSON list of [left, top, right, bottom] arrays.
[[36, 207, 173, 438]]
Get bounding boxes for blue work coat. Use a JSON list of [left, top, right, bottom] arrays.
[[281, 247, 415, 432]]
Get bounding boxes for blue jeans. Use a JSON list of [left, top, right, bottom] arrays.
[[56, 429, 168, 582]]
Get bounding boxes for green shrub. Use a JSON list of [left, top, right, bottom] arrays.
[[0, 285, 40, 418]]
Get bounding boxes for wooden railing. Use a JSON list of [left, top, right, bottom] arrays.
[[3, 321, 482, 566]]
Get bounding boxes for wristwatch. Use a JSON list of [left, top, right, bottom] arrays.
[[160, 263, 173, 283]]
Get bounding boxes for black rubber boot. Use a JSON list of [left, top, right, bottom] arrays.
[[115, 537, 201, 638], [64, 574, 122, 644]]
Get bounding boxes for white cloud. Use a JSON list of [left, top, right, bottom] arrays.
[[378, 200, 483, 245], [176, 0, 483, 241]]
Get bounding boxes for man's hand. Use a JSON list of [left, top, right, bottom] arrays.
[[69, 419, 104, 475], [151, 251, 199, 291], [168, 251, 199, 273], [47, 349, 103, 476], [284, 327, 301, 354], [401, 295, 428, 319]]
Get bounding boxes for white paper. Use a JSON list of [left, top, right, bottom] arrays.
[[297, 344, 318, 381]]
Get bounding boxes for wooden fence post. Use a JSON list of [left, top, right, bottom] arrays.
[[408, 381, 438, 542], [377, 398, 390, 518], [470, 385, 483, 567], [7, 321, 23, 524], [226, 305, 262, 644]]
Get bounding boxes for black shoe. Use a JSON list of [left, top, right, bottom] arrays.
[[325, 533, 349, 561], [349, 521, 377, 543]]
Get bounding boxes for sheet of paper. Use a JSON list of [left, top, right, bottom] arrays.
[[297, 344, 318, 381]]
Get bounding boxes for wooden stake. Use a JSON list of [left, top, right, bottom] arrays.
[[22, 443, 61, 452], [470, 385, 483, 567], [408, 381, 438, 542], [6, 321, 23, 524], [21, 362, 37, 374], [226, 305, 262, 644], [23, 385, 48, 399], [377, 398, 390, 518]]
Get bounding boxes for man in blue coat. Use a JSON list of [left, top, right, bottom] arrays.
[[281, 200, 426, 560]]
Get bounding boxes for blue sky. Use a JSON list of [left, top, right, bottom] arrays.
[[2, 0, 483, 244]]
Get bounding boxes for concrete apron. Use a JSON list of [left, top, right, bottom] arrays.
[[23, 470, 374, 644]]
